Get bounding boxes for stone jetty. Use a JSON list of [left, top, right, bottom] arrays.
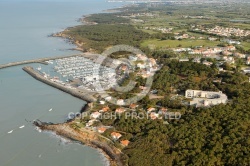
[[23, 66, 97, 103]]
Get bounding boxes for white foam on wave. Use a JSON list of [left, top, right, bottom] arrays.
[[19, 125, 25, 129], [8, 130, 13, 134], [35, 128, 111, 165], [35, 127, 42, 133], [97, 149, 110, 166], [44, 130, 73, 145]]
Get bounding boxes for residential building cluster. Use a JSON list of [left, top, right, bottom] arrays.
[[174, 45, 250, 65], [182, 15, 210, 19], [193, 25, 250, 37], [144, 26, 173, 33]]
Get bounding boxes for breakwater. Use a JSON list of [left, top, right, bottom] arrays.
[[23, 66, 97, 103], [0, 53, 117, 70], [0, 54, 86, 69]]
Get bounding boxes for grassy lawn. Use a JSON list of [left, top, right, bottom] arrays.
[[140, 29, 158, 34], [141, 39, 220, 48], [241, 42, 250, 51]]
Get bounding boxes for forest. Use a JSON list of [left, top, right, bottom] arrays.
[[84, 13, 130, 24], [65, 24, 150, 53]]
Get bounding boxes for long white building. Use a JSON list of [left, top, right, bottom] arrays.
[[185, 90, 228, 107]]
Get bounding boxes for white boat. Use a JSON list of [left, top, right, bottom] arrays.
[[19, 125, 25, 129], [49, 108, 53, 112], [8, 130, 13, 134], [37, 65, 41, 71]]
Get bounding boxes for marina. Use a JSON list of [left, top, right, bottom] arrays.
[[53, 56, 117, 92]]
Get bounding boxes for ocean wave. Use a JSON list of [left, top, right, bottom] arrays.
[[34, 127, 110, 165], [94, 148, 110, 166]]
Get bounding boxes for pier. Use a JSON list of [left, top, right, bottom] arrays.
[[23, 66, 97, 103]]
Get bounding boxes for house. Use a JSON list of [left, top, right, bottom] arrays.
[[120, 140, 130, 147], [192, 58, 201, 63], [234, 53, 246, 58], [150, 89, 158, 94], [117, 99, 125, 105], [129, 103, 138, 110], [246, 57, 250, 65], [223, 56, 235, 64], [105, 96, 112, 101], [150, 112, 159, 120], [121, 64, 128, 71], [202, 60, 213, 66], [189, 49, 203, 55], [159, 107, 168, 114], [224, 39, 241, 45], [222, 51, 232, 56], [208, 37, 217, 41], [141, 73, 150, 78], [137, 54, 148, 61], [179, 58, 189, 62], [149, 58, 157, 67], [218, 67, 224, 72], [99, 100, 105, 105], [99, 106, 109, 113], [86, 119, 97, 127], [139, 86, 147, 90], [137, 63, 146, 69], [115, 107, 126, 114], [213, 78, 222, 83], [98, 127, 107, 134], [147, 107, 156, 113], [225, 45, 236, 51], [129, 55, 138, 61], [182, 34, 189, 39], [111, 132, 122, 140], [173, 48, 192, 52], [243, 68, 250, 74], [90, 112, 101, 119]]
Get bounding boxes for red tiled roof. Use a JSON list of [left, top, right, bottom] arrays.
[[111, 132, 122, 139], [120, 140, 130, 146], [98, 127, 107, 133]]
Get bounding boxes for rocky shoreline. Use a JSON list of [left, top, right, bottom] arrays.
[[50, 14, 99, 53], [34, 120, 124, 166]]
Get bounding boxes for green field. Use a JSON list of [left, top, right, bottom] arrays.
[[241, 42, 250, 50], [141, 39, 220, 49]]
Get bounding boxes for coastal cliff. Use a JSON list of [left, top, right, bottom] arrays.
[[34, 121, 124, 166]]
